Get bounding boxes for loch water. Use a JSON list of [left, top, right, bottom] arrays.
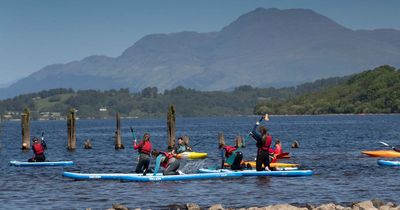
[[1, 115, 399, 209]]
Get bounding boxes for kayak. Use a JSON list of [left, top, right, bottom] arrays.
[[244, 162, 299, 168], [175, 152, 208, 160], [62, 171, 241, 182], [362, 150, 400, 158], [377, 159, 400, 166], [10, 160, 74, 167], [198, 168, 313, 177]]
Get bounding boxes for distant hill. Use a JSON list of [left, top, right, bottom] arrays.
[[254, 65, 400, 114], [0, 74, 350, 119], [1, 8, 400, 99]]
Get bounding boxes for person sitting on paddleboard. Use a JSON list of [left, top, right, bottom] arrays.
[[250, 123, 273, 171], [28, 137, 47, 162], [219, 143, 244, 170], [133, 133, 152, 174], [152, 150, 181, 175], [172, 137, 192, 155], [271, 139, 282, 163]]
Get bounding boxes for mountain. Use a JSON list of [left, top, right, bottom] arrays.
[[2, 8, 400, 99], [254, 65, 400, 115]]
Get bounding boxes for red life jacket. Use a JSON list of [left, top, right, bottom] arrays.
[[160, 152, 174, 168], [134, 141, 152, 155], [274, 144, 282, 155], [33, 142, 44, 155], [261, 135, 273, 152], [223, 146, 237, 158]]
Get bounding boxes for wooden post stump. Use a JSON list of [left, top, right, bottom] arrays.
[[21, 108, 30, 150], [167, 105, 176, 151], [218, 132, 225, 148], [84, 139, 92, 149], [114, 112, 124, 149], [67, 108, 76, 150], [235, 135, 243, 148]]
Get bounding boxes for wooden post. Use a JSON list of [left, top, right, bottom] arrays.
[[67, 108, 76, 150], [235, 135, 243, 148], [167, 105, 176, 151], [21, 108, 30, 150], [182, 135, 190, 146], [218, 132, 225, 148], [114, 112, 124, 149]]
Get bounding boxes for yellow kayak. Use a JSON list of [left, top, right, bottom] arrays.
[[176, 152, 208, 160], [362, 150, 400, 158], [245, 162, 299, 168]]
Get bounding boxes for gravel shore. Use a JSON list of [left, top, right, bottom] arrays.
[[105, 199, 399, 210]]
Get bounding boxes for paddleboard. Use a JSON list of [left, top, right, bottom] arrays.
[[62, 171, 241, 182], [362, 150, 400, 158], [175, 152, 208, 160], [10, 160, 74, 167], [377, 159, 400, 166], [198, 168, 313, 177]]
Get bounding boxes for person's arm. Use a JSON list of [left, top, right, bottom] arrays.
[[153, 155, 163, 175], [133, 141, 143, 150]]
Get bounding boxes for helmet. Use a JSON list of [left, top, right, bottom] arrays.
[[32, 137, 40, 142]]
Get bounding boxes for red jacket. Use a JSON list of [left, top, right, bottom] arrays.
[[134, 141, 152, 155], [223, 146, 237, 158], [260, 135, 273, 152], [33, 142, 44, 155], [160, 152, 174, 168]]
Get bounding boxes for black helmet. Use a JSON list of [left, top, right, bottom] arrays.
[[32, 137, 40, 142]]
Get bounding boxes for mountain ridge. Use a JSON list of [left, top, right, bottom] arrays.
[[1, 7, 400, 99]]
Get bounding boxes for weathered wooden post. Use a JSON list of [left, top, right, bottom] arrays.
[[67, 108, 76, 150], [235, 135, 243, 148], [167, 105, 176, 151], [21, 108, 30, 150], [182, 135, 190, 146], [84, 139, 92, 149], [114, 112, 124, 149], [218, 132, 225, 148]]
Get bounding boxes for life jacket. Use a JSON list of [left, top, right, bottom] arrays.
[[139, 141, 152, 155], [33, 142, 44, 155], [160, 152, 174, 168], [260, 135, 273, 152], [223, 146, 237, 158], [274, 144, 282, 155]]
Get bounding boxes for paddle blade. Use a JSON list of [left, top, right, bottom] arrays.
[[264, 114, 269, 121], [130, 126, 134, 133], [379, 141, 390, 147]]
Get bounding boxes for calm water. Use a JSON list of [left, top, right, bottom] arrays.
[[1, 115, 400, 209]]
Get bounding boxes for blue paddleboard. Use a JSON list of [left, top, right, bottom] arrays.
[[62, 171, 242, 182], [10, 160, 74, 167], [377, 159, 400, 166]]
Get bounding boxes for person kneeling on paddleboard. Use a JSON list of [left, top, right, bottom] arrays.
[[133, 133, 152, 174], [250, 123, 273, 171], [152, 150, 182, 175], [220, 143, 244, 170], [28, 137, 47, 162]]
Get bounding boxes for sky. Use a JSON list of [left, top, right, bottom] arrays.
[[1, 0, 400, 86]]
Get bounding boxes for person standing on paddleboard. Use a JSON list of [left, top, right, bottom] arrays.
[[133, 133, 152, 174], [250, 123, 273, 171], [28, 136, 47, 162], [152, 150, 181, 175]]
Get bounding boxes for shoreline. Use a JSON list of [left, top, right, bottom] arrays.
[[106, 199, 399, 210]]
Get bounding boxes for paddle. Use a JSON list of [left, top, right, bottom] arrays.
[[40, 131, 47, 149], [243, 114, 269, 147], [130, 126, 137, 142], [275, 152, 290, 159], [379, 141, 400, 152]]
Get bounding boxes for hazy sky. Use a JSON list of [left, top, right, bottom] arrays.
[[1, 0, 400, 86]]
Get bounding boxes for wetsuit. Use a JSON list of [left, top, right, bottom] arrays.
[[134, 140, 152, 173], [174, 144, 188, 154], [251, 125, 273, 171]]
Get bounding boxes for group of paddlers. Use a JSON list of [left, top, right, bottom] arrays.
[[27, 115, 282, 175]]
